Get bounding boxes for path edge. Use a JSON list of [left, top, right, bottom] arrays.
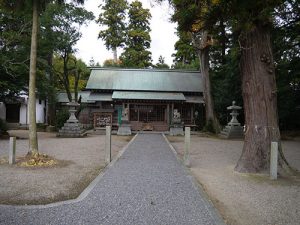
[[162, 134, 226, 225], [0, 133, 139, 209]]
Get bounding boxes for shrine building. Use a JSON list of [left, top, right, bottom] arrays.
[[58, 68, 204, 131]]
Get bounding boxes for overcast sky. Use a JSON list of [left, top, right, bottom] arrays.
[[75, 0, 178, 67]]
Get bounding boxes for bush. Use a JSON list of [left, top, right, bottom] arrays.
[[55, 109, 69, 129], [0, 118, 8, 135], [37, 123, 47, 132]]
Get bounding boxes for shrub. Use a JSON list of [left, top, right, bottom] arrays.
[[55, 109, 69, 129], [37, 123, 47, 132]]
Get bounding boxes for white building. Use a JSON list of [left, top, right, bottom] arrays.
[[0, 95, 46, 128]]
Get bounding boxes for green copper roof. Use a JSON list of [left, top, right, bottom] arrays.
[[88, 93, 113, 102], [86, 68, 203, 92], [185, 95, 204, 103], [57, 91, 90, 103], [112, 91, 185, 101]]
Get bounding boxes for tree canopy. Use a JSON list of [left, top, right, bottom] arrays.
[[154, 55, 169, 69], [97, 0, 128, 62], [120, 0, 152, 68], [0, 0, 86, 154], [0, 8, 31, 101], [41, 2, 94, 102]]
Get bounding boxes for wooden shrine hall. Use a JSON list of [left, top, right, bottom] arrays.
[[59, 68, 204, 131]]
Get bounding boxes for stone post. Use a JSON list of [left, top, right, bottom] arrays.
[[184, 127, 191, 167], [105, 125, 111, 164], [9, 137, 16, 165], [270, 142, 278, 180]]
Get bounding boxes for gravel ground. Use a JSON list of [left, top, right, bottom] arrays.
[[0, 130, 131, 205], [0, 133, 224, 225], [168, 135, 300, 225]]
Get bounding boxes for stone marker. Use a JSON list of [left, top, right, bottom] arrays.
[[270, 141, 278, 180], [105, 126, 111, 164], [184, 127, 191, 167], [9, 137, 16, 165]]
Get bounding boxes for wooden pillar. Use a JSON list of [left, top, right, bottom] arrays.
[[167, 104, 170, 125], [191, 105, 194, 125], [137, 106, 140, 122], [128, 103, 130, 121], [171, 103, 174, 124]]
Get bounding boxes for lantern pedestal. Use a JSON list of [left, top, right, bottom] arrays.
[[57, 101, 86, 138]]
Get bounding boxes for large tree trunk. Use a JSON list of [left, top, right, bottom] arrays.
[[194, 30, 220, 133], [235, 24, 287, 173], [112, 47, 117, 63], [28, 0, 39, 154]]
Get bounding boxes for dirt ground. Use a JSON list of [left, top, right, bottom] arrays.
[[168, 135, 300, 225], [0, 130, 132, 205]]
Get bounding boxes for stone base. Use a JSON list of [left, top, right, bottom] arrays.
[[57, 122, 86, 138], [170, 126, 184, 136], [220, 125, 244, 139], [117, 124, 132, 136]]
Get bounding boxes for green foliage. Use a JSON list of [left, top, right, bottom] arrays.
[[53, 55, 90, 101], [273, 0, 300, 130], [120, 0, 152, 68], [97, 0, 128, 51], [210, 47, 243, 126], [172, 59, 200, 70], [40, 2, 93, 102], [154, 56, 169, 69], [172, 31, 198, 67], [103, 58, 122, 67], [36, 123, 47, 131], [0, 8, 31, 101], [89, 57, 100, 67], [41, 2, 94, 57], [55, 108, 69, 129]]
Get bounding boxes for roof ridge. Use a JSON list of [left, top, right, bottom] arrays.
[[89, 67, 200, 73]]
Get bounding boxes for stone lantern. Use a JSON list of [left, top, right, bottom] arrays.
[[57, 101, 86, 137], [220, 101, 244, 139], [227, 101, 242, 126]]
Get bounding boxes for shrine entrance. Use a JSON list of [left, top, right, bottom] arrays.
[[129, 104, 168, 131]]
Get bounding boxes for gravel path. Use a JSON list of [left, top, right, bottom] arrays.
[[0, 133, 224, 225]]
